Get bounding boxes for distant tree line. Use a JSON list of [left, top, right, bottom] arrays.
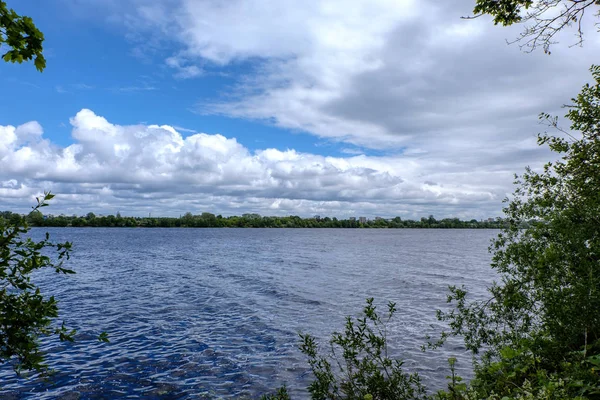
[[0, 210, 510, 229]]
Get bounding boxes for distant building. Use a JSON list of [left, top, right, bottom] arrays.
[[374, 216, 383, 221], [359, 217, 367, 224], [349, 217, 356, 221]]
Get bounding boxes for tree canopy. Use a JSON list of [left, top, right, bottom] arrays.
[[0, 0, 45, 71], [470, 0, 600, 53], [435, 65, 600, 399]]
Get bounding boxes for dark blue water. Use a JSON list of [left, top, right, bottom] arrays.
[[0, 228, 497, 399]]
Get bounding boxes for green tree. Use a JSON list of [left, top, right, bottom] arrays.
[[26, 209, 44, 226], [469, 0, 600, 53], [0, 193, 77, 374], [437, 65, 600, 399], [0, 0, 45, 71]]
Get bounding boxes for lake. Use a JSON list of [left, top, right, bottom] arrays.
[[0, 228, 498, 399]]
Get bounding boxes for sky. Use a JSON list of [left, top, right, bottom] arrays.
[[1, 0, 599, 219]]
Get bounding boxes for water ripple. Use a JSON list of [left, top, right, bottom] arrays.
[[0, 228, 497, 399]]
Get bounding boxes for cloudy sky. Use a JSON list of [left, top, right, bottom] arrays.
[[1, 0, 598, 219]]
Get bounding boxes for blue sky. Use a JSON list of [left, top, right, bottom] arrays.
[[1, 0, 599, 218], [1, 1, 333, 156]]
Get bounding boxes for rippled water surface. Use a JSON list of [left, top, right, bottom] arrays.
[[1, 228, 498, 399]]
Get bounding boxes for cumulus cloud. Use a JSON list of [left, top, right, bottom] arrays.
[[0, 110, 515, 218]]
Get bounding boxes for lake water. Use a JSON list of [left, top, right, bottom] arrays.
[[0, 228, 498, 399]]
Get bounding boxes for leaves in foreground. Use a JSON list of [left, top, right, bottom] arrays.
[[0, 192, 108, 376], [0, 0, 46, 71], [295, 298, 427, 400]]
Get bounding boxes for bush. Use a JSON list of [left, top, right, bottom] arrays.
[[1, 193, 76, 374]]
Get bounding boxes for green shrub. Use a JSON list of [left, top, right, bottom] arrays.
[[0, 193, 77, 374]]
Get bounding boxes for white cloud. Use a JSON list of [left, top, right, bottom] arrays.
[[165, 56, 203, 79], [0, 110, 519, 218], [0, 121, 44, 157], [170, 0, 417, 145], [112, 85, 157, 92], [73, 83, 94, 90], [55, 85, 68, 94], [119, 0, 599, 151]]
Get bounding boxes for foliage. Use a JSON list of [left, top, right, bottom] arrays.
[[435, 65, 600, 399], [0, 0, 45, 71], [434, 358, 468, 400], [0, 211, 509, 229], [297, 298, 427, 400], [261, 385, 292, 400], [0, 192, 76, 374], [469, 0, 600, 53]]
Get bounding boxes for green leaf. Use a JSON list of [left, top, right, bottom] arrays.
[[98, 332, 110, 343]]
